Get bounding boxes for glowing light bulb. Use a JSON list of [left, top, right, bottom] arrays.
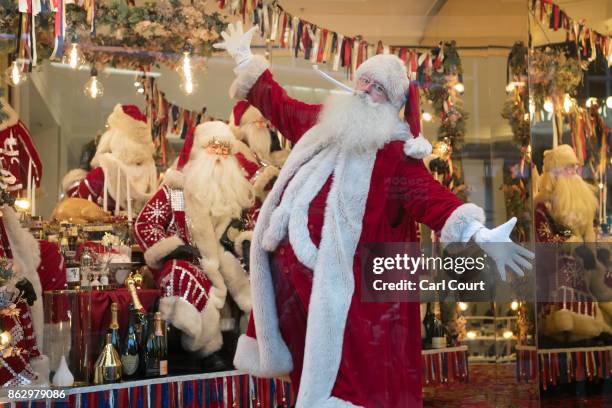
[[466, 331, 476, 339], [511, 301, 519, 311], [64, 43, 85, 70], [502, 330, 514, 339], [179, 50, 198, 95], [0, 331, 11, 348], [599, 182, 604, 189], [422, 112, 432, 122], [458, 302, 468, 311], [137, 87, 144, 94], [586, 97, 597, 108], [505, 83, 515, 93], [606, 96, 612, 109], [83, 68, 104, 99], [454, 82, 465, 93], [543, 99, 554, 113], [14, 198, 31, 211], [4, 60, 28, 87], [563, 94, 573, 113]]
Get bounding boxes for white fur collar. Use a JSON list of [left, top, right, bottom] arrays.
[[235, 122, 380, 407]]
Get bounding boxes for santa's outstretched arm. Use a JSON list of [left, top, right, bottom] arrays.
[[400, 160, 534, 280], [215, 22, 321, 143]]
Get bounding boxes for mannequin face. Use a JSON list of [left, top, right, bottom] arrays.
[[355, 75, 389, 103]]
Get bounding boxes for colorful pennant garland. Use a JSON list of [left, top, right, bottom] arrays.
[[516, 345, 612, 388], [421, 347, 469, 386], [11, 375, 295, 408], [532, 0, 612, 65], [217, 0, 453, 82]]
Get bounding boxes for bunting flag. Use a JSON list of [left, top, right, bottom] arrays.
[[216, 0, 456, 83], [533, 0, 612, 65], [421, 346, 469, 386], [516, 345, 612, 388], [142, 75, 221, 167]]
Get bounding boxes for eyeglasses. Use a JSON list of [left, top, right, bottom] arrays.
[[357, 76, 388, 99]]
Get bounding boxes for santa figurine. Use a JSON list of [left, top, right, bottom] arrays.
[[533, 144, 609, 342], [0, 98, 42, 197], [61, 104, 157, 214], [134, 121, 267, 365], [229, 101, 290, 167], [215, 23, 534, 407], [0, 201, 49, 386]]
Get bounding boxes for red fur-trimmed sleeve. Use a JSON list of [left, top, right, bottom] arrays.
[[397, 158, 464, 232], [247, 70, 322, 144]]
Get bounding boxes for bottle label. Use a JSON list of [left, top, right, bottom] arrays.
[[66, 267, 80, 282], [432, 337, 446, 349], [159, 360, 168, 376], [121, 354, 139, 376]]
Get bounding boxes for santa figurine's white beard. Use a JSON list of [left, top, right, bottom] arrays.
[[241, 123, 272, 163], [182, 151, 255, 221], [317, 92, 401, 153], [548, 174, 598, 234]]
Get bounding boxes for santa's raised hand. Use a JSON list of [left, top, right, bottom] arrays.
[[213, 22, 259, 71], [473, 217, 534, 281]]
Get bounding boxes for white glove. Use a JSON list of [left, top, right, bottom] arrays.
[[473, 217, 534, 281], [213, 21, 259, 71]]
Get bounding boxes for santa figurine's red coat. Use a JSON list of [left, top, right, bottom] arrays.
[[231, 55, 486, 407]]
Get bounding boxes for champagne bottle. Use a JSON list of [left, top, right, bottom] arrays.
[[107, 303, 121, 352], [431, 303, 446, 349], [121, 304, 140, 379], [144, 312, 167, 377], [422, 302, 435, 349], [127, 278, 146, 344], [93, 333, 122, 384]]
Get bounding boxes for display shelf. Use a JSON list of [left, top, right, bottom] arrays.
[[2, 371, 295, 407], [464, 316, 518, 321], [515, 345, 612, 388]]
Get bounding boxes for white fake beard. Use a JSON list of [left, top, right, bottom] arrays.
[[121, 160, 157, 199], [242, 123, 272, 162], [550, 174, 598, 233], [182, 150, 255, 220], [316, 92, 400, 153]]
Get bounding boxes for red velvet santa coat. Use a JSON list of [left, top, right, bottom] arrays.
[[231, 57, 485, 407], [65, 167, 113, 207], [0, 119, 42, 194]]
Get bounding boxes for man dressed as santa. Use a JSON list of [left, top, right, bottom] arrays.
[[215, 23, 534, 407], [62, 104, 157, 214], [134, 121, 269, 362], [229, 101, 290, 167]]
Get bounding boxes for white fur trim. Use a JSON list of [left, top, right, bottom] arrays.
[[106, 104, 151, 146], [354, 54, 409, 108], [143, 235, 184, 270], [440, 203, 486, 243], [403, 134, 432, 159], [229, 55, 270, 100], [0, 97, 19, 131], [234, 334, 292, 377], [234, 230, 253, 258], [252, 165, 279, 201], [159, 295, 223, 357], [193, 121, 235, 151], [219, 251, 251, 312], [61, 168, 88, 194], [1, 206, 43, 350], [163, 168, 184, 189]]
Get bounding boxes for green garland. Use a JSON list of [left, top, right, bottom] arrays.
[[424, 41, 467, 200], [501, 42, 530, 242], [0, 0, 227, 69]]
